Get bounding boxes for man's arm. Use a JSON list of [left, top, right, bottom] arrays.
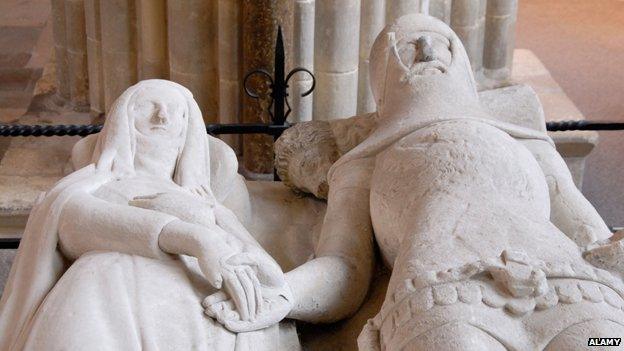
[[521, 139, 612, 247], [285, 158, 375, 323]]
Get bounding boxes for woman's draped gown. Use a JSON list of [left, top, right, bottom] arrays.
[[22, 177, 300, 351]]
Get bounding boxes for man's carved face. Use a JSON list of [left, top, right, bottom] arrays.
[[396, 31, 451, 76], [368, 14, 478, 117], [130, 86, 186, 139]]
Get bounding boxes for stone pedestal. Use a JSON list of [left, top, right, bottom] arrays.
[[0, 112, 91, 294]]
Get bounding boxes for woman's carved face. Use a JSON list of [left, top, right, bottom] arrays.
[[130, 86, 186, 139]]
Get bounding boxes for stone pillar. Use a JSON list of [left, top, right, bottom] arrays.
[[168, 1, 219, 122], [314, 0, 360, 120], [84, 0, 104, 113], [64, 0, 89, 109], [241, 0, 294, 174], [483, 0, 518, 83], [475, 0, 487, 78], [137, 0, 168, 80], [357, 0, 385, 115], [100, 0, 137, 112], [451, 0, 485, 76], [429, 0, 451, 24], [51, 0, 70, 100], [386, 0, 420, 23], [290, 0, 315, 122], [218, 0, 242, 151]]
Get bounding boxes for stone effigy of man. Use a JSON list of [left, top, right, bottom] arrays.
[[277, 14, 624, 351]]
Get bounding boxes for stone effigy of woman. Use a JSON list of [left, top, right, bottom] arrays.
[[0, 80, 299, 350]]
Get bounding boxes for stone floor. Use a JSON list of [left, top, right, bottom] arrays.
[[517, 0, 624, 228]]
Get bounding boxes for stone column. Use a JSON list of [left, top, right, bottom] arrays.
[[429, 0, 451, 24], [241, 0, 293, 174], [483, 0, 518, 83], [475, 0, 487, 78], [100, 0, 137, 112], [357, 0, 385, 115], [386, 0, 420, 23], [51, 0, 70, 100], [290, 0, 315, 122], [451, 0, 485, 76], [64, 0, 89, 109], [84, 0, 104, 113], [168, 1, 219, 122], [314, 0, 360, 120], [137, 0, 168, 80], [217, 0, 242, 151]]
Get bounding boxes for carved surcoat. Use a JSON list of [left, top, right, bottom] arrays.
[[365, 120, 624, 350]]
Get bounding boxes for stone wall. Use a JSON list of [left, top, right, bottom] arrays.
[[50, 0, 518, 174]]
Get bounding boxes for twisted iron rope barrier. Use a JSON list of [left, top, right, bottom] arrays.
[[1, 120, 624, 138], [0, 123, 290, 137]]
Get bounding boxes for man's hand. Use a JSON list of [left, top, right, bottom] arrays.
[[584, 230, 624, 273], [203, 283, 293, 333], [202, 249, 293, 332]]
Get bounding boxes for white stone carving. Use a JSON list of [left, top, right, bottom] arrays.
[[279, 14, 624, 351], [0, 80, 312, 350]]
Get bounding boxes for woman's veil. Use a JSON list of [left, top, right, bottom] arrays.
[[0, 79, 239, 349]]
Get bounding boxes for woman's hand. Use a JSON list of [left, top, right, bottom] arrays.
[[159, 219, 243, 289], [203, 287, 293, 333], [203, 248, 293, 332], [130, 191, 216, 227]]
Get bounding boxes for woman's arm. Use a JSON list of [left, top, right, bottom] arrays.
[[58, 191, 179, 260], [58, 191, 237, 261], [285, 158, 376, 323], [59, 191, 244, 289], [214, 203, 263, 249]]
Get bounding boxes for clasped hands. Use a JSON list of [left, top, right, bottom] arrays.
[[130, 191, 293, 332]]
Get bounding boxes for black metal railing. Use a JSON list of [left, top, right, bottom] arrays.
[[2, 120, 624, 139], [0, 123, 291, 138]]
